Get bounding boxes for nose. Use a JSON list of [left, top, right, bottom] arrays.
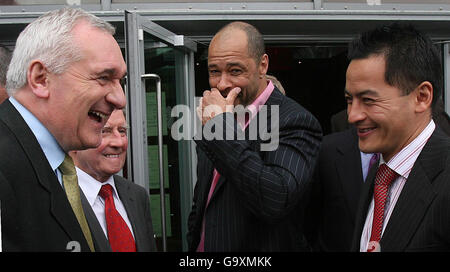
[[106, 81, 127, 110], [107, 129, 126, 148], [215, 73, 233, 93], [347, 100, 366, 125]]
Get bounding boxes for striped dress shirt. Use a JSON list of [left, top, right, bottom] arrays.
[[360, 120, 436, 252]]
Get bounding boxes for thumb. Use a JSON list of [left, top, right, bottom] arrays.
[[225, 87, 241, 105]]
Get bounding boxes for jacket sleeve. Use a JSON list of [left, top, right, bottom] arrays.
[[195, 106, 322, 223]]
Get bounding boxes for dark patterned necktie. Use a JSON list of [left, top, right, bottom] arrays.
[[98, 184, 136, 252], [367, 163, 399, 252]]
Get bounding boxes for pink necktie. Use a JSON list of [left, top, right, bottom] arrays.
[[367, 164, 399, 252], [99, 184, 136, 252], [196, 169, 220, 252]]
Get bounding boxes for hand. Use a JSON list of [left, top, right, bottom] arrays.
[[197, 87, 241, 125]]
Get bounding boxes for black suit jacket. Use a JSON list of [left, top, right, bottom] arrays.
[[187, 88, 322, 251], [0, 100, 90, 251], [80, 175, 157, 252], [351, 128, 450, 251], [304, 127, 373, 251]]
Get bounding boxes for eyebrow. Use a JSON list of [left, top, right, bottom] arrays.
[[207, 62, 246, 69], [344, 89, 379, 97], [97, 68, 127, 79], [103, 125, 129, 129]]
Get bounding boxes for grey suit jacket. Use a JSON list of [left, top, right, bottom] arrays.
[[351, 128, 450, 251], [80, 175, 157, 252]]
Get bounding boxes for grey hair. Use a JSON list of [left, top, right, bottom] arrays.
[[6, 7, 115, 96]]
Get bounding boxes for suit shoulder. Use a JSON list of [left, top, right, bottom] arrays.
[[276, 94, 321, 130], [321, 128, 356, 150], [114, 175, 148, 196]]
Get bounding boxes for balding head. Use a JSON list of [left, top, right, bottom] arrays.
[[212, 21, 265, 64]]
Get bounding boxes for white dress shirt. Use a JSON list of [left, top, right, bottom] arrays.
[[76, 167, 135, 239], [360, 120, 435, 252]]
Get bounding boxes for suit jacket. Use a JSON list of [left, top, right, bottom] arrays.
[[0, 100, 91, 251], [330, 109, 351, 133], [187, 88, 322, 251], [303, 128, 377, 251], [351, 127, 450, 252], [80, 175, 157, 252]]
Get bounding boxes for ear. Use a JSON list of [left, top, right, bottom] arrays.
[[27, 60, 50, 99], [414, 81, 433, 114], [258, 54, 269, 76]]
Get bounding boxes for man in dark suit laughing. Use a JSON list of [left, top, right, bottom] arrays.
[[0, 7, 126, 251], [346, 23, 450, 252], [187, 21, 322, 252]]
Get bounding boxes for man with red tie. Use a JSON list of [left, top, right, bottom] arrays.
[[70, 109, 157, 252], [346, 23, 450, 252]]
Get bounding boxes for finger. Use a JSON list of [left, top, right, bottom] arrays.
[[225, 87, 241, 104], [196, 98, 203, 120], [203, 90, 211, 97]]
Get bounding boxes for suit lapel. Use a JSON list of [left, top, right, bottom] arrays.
[[80, 190, 112, 252], [0, 101, 89, 248], [335, 128, 364, 222], [351, 158, 378, 251], [113, 176, 142, 247], [380, 129, 445, 251]]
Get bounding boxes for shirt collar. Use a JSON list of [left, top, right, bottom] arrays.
[[381, 119, 435, 179], [240, 79, 275, 129], [9, 97, 65, 172], [76, 166, 117, 207]]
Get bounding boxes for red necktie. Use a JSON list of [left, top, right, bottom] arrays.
[[196, 169, 221, 252], [99, 184, 136, 252], [367, 164, 399, 252]]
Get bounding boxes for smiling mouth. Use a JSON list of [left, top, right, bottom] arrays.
[[104, 154, 120, 158], [88, 110, 109, 123], [357, 126, 376, 136]]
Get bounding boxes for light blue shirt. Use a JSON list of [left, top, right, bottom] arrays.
[[9, 97, 65, 185], [360, 151, 374, 182]]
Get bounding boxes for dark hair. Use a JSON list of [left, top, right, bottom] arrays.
[[347, 23, 442, 109], [217, 21, 266, 63], [0, 45, 12, 87]]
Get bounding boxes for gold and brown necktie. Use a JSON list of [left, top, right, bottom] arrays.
[[59, 154, 95, 252]]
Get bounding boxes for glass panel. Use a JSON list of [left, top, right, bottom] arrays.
[[143, 32, 185, 251]]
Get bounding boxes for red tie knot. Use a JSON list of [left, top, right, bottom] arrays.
[[99, 184, 114, 200], [375, 164, 399, 187]]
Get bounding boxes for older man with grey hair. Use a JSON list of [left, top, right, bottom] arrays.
[[0, 7, 126, 251]]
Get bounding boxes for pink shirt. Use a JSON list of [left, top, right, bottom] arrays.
[[238, 80, 274, 130], [197, 79, 275, 252]]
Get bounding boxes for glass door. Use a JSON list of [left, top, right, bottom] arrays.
[[124, 10, 197, 252]]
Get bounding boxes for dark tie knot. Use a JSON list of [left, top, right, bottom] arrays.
[[375, 164, 399, 187], [59, 155, 76, 176], [99, 184, 114, 200]]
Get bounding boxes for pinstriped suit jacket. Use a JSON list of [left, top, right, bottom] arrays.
[[351, 128, 450, 251], [187, 88, 322, 252]]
